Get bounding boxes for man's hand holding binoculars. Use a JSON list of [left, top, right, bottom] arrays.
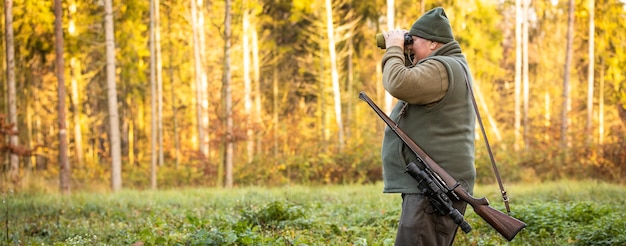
[[383, 30, 409, 49]]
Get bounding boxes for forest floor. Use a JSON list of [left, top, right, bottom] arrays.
[[3, 180, 626, 245]]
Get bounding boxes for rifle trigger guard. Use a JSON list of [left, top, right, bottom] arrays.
[[448, 182, 460, 192], [446, 182, 461, 199]]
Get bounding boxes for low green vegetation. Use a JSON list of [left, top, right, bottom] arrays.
[[3, 180, 626, 245]]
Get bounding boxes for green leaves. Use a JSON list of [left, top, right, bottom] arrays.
[[240, 200, 307, 229], [4, 181, 626, 245]]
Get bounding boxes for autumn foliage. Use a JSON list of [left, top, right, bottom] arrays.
[[1, 0, 625, 191]]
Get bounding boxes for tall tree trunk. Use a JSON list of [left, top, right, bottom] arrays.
[[156, 0, 164, 168], [243, 9, 253, 163], [318, 39, 327, 153], [128, 117, 134, 166], [68, 1, 84, 168], [5, 0, 19, 185], [560, 0, 574, 150], [25, 102, 33, 171], [170, 70, 179, 168], [514, 0, 522, 151], [272, 50, 279, 160], [190, 0, 209, 176], [70, 58, 84, 167], [197, 0, 209, 164], [223, 0, 234, 188], [150, 0, 158, 189], [384, 0, 395, 114], [167, 4, 180, 168], [252, 23, 262, 155], [346, 38, 354, 140], [54, 0, 70, 195], [325, 0, 345, 151], [190, 0, 206, 172], [586, 0, 595, 146], [104, 0, 122, 191], [598, 62, 604, 145], [34, 101, 44, 170]]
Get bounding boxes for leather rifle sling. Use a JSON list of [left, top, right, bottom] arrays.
[[457, 61, 512, 214]]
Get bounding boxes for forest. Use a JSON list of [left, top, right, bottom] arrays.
[[1, 0, 625, 193]]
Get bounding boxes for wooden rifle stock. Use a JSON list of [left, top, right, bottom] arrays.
[[359, 91, 526, 241]]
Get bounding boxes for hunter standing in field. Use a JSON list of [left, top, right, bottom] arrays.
[[380, 7, 477, 245]]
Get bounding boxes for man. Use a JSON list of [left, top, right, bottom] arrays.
[[380, 7, 476, 246]]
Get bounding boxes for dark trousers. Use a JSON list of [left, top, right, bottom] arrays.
[[394, 193, 467, 246]]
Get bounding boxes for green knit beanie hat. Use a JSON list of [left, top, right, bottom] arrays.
[[408, 7, 454, 44]]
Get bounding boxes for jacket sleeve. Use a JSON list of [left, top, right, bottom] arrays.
[[381, 46, 449, 105]]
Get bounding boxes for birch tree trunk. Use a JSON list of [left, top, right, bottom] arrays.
[[223, 0, 234, 188], [243, 9, 253, 163], [104, 0, 122, 191], [384, 0, 395, 114], [150, 0, 158, 189], [69, 58, 84, 166], [197, 0, 209, 164], [252, 23, 262, 155], [560, 0, 574, 150], [5, 0, 19, 185], [325, 0, 345, 151], [55, 0, 70, 195], [190, 0, 207, 171], [68, 1, 84, 168], [586, 0, 595, 146]]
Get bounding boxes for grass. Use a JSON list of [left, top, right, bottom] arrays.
[[2, 180, 626, 245]]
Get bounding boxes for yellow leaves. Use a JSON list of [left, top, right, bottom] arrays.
[[277, 163, 287, 171]]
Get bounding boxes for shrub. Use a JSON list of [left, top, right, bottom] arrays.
[[239, 200, 308, 230]]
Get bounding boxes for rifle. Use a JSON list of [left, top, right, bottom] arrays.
[[405, 161, 472, 233], [359, 91, 526, 241]]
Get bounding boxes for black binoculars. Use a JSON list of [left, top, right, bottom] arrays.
[[376, 32, 413, 49]]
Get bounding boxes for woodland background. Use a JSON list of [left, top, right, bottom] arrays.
[[1, 0, 625, 194]]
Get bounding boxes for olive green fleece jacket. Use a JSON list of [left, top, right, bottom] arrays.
[[380, 42, 476, 195]]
